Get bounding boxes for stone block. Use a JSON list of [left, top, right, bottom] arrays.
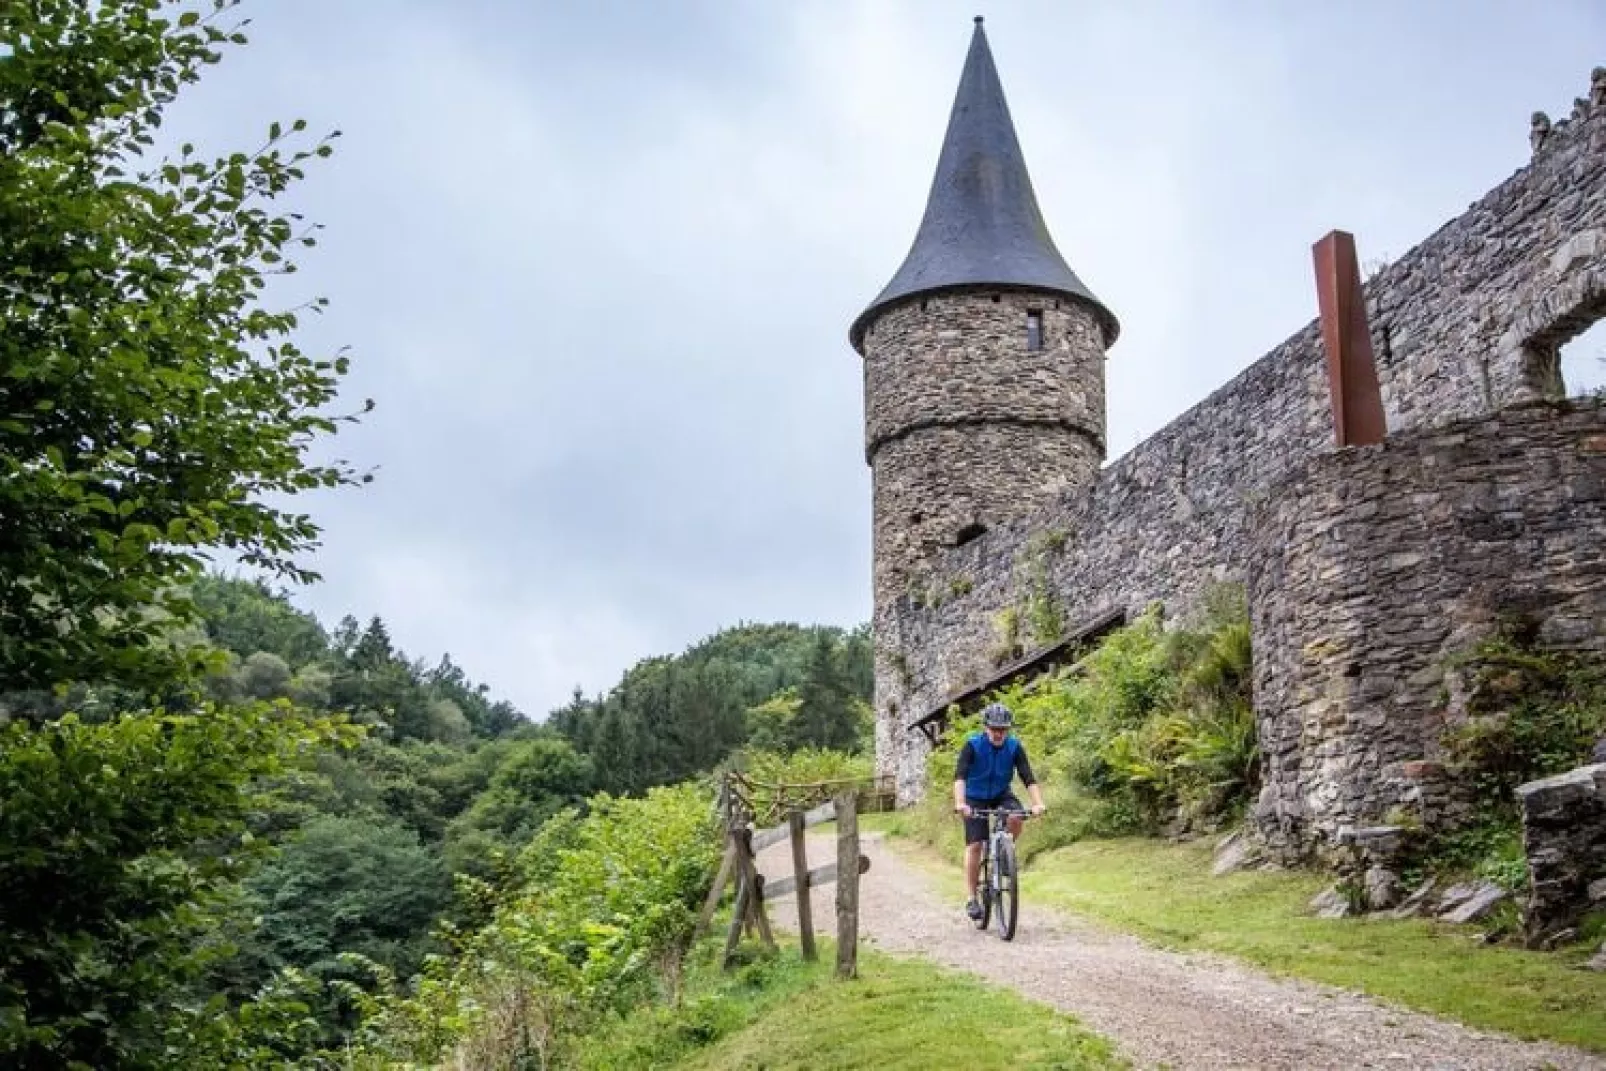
[[1388, 877, 1438, 919], [1435, 881, 1482, 915], [1348, 824, 1409, 865], [1516, 764, 1604, 809], [1364, 866, 1403, 910], [1309, 886, 1355, 919], [1397, 760, 1446, 781], [1439, 881, 1508, 924], [1519, 762, 1606, 943], [1211, 830, 1264, 877]]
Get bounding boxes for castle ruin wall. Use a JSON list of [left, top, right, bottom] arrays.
[[876, 78, 1606, 810], [1249, 399, 1606, 859]]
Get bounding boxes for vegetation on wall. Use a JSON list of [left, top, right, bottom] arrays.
[[1020, 530, 1067, 647], [914, 586, 1257, 861], [1398, 622, 1606, 895], [1443, 622, 1606, 807]]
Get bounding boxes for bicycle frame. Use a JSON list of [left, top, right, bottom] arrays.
[[968, 807, 1030, 941]]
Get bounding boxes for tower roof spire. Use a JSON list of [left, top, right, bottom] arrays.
[[849, 19, 1118, 351]]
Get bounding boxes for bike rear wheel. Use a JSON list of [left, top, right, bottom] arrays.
[[993, 834, 1019, 941]]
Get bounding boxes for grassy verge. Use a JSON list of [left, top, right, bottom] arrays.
[[880, 826, 1606, 1052], [580, 938, 1126, 1070]]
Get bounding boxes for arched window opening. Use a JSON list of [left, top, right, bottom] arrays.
[[1520, 281, 1606, 399], [1559, 318, 1606, 398]]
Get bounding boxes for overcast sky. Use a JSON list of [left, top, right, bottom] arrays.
[[165, 0, 1606, 720]]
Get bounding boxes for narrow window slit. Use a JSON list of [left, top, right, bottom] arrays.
[[1026, 309, 1044, 351]]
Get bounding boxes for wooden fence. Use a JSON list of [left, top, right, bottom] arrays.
[[694, 772, 882, 979], [721, 769, 896, 829]]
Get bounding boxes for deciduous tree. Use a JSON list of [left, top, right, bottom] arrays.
[[0, 0, 365, 692]]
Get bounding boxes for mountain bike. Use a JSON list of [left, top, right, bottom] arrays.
[[970, 807, 1031, 941]]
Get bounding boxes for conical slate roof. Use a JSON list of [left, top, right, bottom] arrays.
[[849, 18, 1118, 352]]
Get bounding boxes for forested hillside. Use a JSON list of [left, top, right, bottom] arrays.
[[550, 621, 872, 794], [1, 570, 872, 1063]]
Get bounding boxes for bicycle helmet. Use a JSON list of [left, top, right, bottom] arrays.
[[981, 702, 1013, 729]]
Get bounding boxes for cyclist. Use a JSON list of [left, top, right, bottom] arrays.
[[953, 701, 1045, 920]]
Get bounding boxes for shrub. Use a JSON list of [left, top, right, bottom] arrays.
[[0, 703, 358, 1069], [919, 587, 1258, 847], [350, 782, 721, 1068]]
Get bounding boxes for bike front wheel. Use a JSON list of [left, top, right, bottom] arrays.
[[993, 835, 1019, 941]]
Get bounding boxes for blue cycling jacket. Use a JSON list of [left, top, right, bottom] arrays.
[[955, 731, 1036, 801]]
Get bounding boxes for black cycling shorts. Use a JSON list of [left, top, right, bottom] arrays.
[[963, 793, 1022, 844]]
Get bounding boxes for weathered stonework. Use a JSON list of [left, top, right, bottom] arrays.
[[1248, 400, 1606, 858], [1518, 763, 1606, 945], [864, 68, 1606, 825], [864, 291, 1107, 612]]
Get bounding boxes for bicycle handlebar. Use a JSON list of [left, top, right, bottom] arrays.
[[955, 806, 1038, 818]]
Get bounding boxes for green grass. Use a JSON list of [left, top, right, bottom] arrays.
[[580, 939, 1126, 1070], [885, 830, 1606, 1053]]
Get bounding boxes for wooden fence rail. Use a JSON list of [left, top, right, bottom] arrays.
[[697, 776, 870, 978], [721, 771, 896, 829]]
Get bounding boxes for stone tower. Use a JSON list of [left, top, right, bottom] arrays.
[[850, 18, 1119, 617]]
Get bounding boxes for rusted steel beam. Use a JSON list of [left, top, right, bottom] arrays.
[[1312, 230, 1387, 447]]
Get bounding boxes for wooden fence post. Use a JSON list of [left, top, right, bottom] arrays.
[[834, 789, 859, 979], [788, 809, 816, 961], [739, 828, 776, 950], [694, 834, 737, 940], [721, 866, 751, 968]]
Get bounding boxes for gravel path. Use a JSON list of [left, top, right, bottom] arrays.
[[756, 831, 1604, 1071]]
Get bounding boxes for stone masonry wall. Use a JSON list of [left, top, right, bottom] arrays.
[[1248, 400, 1606, 859], [864, 291, 1107, 613], [1518, 763, 1606, 945], [873, 70, 1606, 807]]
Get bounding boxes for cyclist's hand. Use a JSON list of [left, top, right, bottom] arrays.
[[1031, 804, 1046, 817], [955, 804, 973, 818]]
